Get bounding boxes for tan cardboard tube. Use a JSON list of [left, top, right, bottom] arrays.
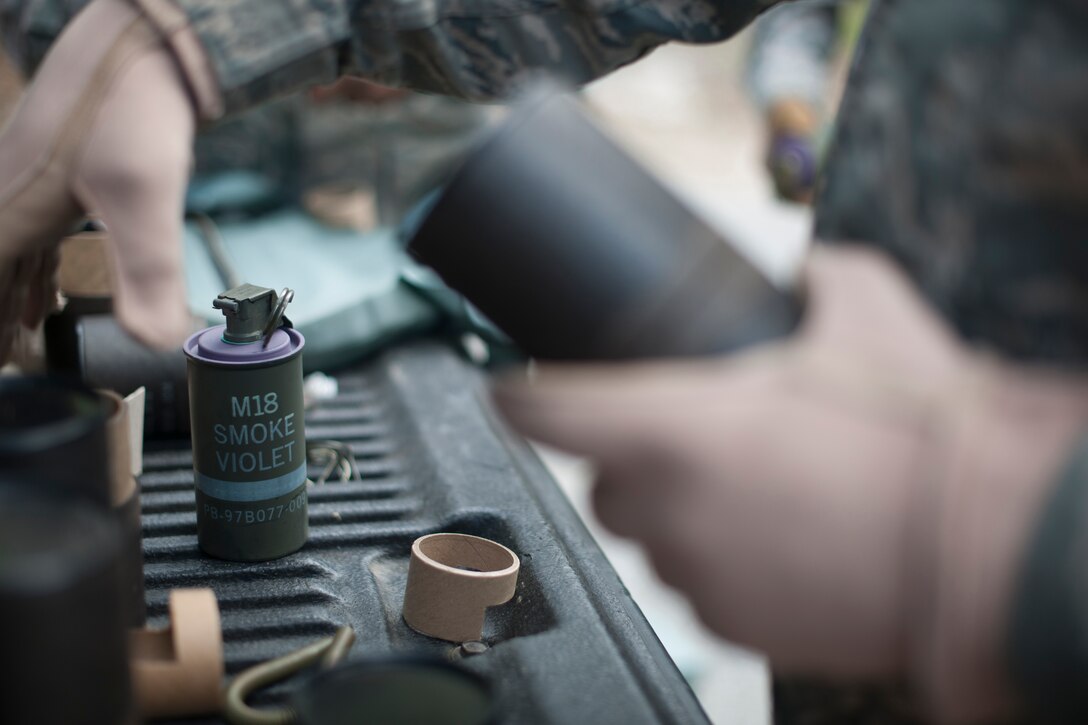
[[125, 387, 146, 477], [402, 533, 520, 643], [98, 389, 135, 506], [99, 389, 146, 625], [130, 589, 225, 719], [58, 230, 114, 298]]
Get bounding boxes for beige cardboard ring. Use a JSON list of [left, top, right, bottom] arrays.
[[130, 589, 224, 719], [402, 533, 520, 643]]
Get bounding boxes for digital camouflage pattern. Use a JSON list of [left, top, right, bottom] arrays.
[[168, 0, 772, 110], [0, 0, 488, 216], [816, 0, 1088, 366]]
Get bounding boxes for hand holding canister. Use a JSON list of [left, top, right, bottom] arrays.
[[494, 247, 1088, 722], [184, 284, 307, 562]]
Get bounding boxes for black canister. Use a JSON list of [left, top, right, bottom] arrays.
[[0, 376, 110, 505], [408, 86, 801, 360], [292, 657, 493, 725], [0, 485, 132, 725], [0, 378, 146, 627], [184, 284, 307, 561], [47, 309, 192, 439]]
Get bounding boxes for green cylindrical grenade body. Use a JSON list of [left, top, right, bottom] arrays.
[[185, 326, 307, 561]]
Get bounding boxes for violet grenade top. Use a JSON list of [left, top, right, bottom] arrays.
[[184, 325, 305, 367]]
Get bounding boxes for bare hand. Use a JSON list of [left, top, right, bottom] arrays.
[[0, 0, 195, 362]]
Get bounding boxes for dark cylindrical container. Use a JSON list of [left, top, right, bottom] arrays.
[[409, 87, 801, 361], [184, 325, 307, 561], [0, 376, 111, 505], [292, 657, 493, 725], [45, 229, 191, 438], [0, 379, 145, 625], [0, 485, 132, 725], [46, 310, 192, 438]]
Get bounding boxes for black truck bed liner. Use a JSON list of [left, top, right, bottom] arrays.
[[140, 341, 709, 724]]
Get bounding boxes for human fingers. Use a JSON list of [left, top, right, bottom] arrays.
[[72, 48, 194, 350], [801, 244, 962, 357], [491, 361, 721, 462]]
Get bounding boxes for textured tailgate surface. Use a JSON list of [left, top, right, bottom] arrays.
[[140, 342, 708, 724]]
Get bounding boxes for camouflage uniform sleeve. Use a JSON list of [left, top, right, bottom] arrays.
[[145, 0, 777, 117], [1009, 433, 1088, 721]]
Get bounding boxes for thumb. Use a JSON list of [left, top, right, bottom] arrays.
[[73, 47, 195, 350], [86, 169, 191, 350], [491, 362, 706, 461]]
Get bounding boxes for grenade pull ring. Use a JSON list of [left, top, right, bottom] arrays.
[[262, 288, 294, 348]]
